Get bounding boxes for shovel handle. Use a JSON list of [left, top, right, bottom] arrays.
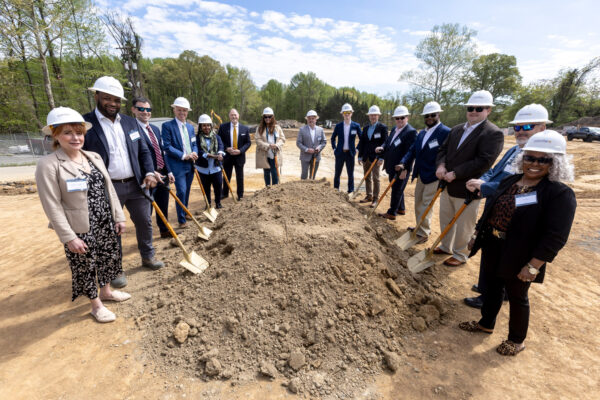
[[193, 166, 211, 209], [412, 185, 445, 237], [352, 159, 378, 199], [427, 202, 471, 256], [166, 186, 205, 231], [310, 156, 317, 180], [368, 170, 397, 217], [218, 160, 237, 203]]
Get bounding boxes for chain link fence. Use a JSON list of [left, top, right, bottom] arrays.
[[0, 133, 51, 166]]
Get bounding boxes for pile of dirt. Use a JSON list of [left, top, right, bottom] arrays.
[[0, 180, 37, 195], [128, 179, 452, 398]]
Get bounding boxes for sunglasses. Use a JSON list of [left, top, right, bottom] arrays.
[[523, 155, 553, 164], [342, 111, 352, 115], [514, 124, 537, 132], [135, 106, 152, 112], [263, 115, 273, 119], [467, 106, 487, 112], [423, 113, 437, 118], [395, 116, 406, 121]]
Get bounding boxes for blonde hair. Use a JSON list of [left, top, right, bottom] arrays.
[[50, 123, 86, 150]]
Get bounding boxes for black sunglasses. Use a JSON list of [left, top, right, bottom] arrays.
[[395, 116, 406, 120], [523, 155, 553, 164], [423, 113, 437, 118], [514, 124, 537, 132], [135, 106, 152, 112], [263, 115, 273, 119], [467, 106, 487, 112]]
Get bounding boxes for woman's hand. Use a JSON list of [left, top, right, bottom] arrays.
[[517, 266, 537, 282], [115, 222, 126, 236], [67, 238, 88, 254]]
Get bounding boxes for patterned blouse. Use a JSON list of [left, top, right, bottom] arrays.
[[487, 183, 537, 232]]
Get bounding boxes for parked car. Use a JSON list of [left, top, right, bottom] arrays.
[[566, 126, 600, 142]]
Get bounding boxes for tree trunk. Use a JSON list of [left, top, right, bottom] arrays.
[[30, 2, 55, 109]]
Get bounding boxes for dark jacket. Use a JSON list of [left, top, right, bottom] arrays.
[[358, 121, 388, 162], [401, 123, 450, 184], [331, 121, 361, 157], [83, 111, 154, 184], [381, 124, 417, 176], [470, 174, 577, 283], [436, 119, 504, 198], [138, 121, 172, 174], [217, 122, 251, 166], [195, 133, 225, 169]]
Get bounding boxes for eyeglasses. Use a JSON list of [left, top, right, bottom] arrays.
[[135, 106, 152, 112], [424, 113, 437, 118], [263, 115, 273, 119], [395, 116, 406, 120], [467, 106, 487, 112], [342, 111, 352, 115], [514, 124, 537, 132], [523, 155, 553, 164]]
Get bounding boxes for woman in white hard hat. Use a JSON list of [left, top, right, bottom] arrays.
[[255, 107, 285, 186], [460, 130, 576, 356], [35, 107, 129, 323], [195, 114, 225, 208]]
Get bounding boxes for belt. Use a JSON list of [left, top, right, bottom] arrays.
[[343, 149, 350, 152], [490, 228, 506, 239], [111, 177, 135, 184]]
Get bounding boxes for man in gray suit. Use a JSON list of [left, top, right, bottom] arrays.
[[296, 109, 327, 179]]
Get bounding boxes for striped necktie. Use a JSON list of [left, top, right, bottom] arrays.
[[147, 125, 164, 169]]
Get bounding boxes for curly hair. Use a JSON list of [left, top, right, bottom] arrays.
[[511, 152, 575, 182]]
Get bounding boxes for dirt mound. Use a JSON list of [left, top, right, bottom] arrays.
[[129, 179, 451, 397], [0, 180, 37, 196]]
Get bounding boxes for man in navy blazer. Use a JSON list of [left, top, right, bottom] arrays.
[[132, 96, 174, 239], [357, 105, 388, 207], [400, 102, 450, 242], [218, 108, 251, 200], [331, 103, 361, 193], [82, 76, 162, 288], [161, 97, 198, 227], [375, 106, 416, 219]]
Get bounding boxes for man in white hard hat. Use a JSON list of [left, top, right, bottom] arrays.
[[399, 101, 450, 243], [331, 103, 361, 193], [131, 96, 175, 239], [434, 90, 504, 267], [83, 76, 163, 288], [161, 97, 198, 228], [297, 110, 327, 180], [374, 105, 416, 219], [217, 109, 251, 200], [463, 104, 551, 309], [357, 105, 388, 207]]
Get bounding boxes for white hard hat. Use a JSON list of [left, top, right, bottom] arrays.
[[305, 109, 318, 118], [509, 104, 552, 124], [171, 97, 191, 111], [523, 130, 566, 155], [367, 105, 381, 115], [88, 76, 126, 100], [421, 101, 443, 115], [262, 107, 274, 115], [465, 90, 494, 107], [340, 103, 354, 113], [393, 106, 410, 117], [198, 114, 212, 124], [42, 107, 92, 135]]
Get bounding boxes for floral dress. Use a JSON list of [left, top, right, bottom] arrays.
[[64, 162, 122, 300]]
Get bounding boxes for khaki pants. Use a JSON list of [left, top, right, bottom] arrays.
[[414, 178, 439, 238], [363, 159, 380, 199], [438, 191, 481, 262]]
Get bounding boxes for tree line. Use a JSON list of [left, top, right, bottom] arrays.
[[0, 2, 598, 134]]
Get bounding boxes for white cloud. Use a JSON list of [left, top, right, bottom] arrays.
[[474, 38, 501, 55], [402, 29, 430, 36]]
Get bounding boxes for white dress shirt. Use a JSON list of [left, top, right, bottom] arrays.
[[458, 120, 485, 148], [95, 108, 134, 180], [343, 123, 350, 150], [309, 127, 316, 144], [421, 122, 441, 149]]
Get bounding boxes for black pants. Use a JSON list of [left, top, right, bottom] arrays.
[[200, 171, 223, 206], [478, 234, 532, 343], [222, 159, 244, 198], [333, 152, 355, 193], [386, 174, 408, 215]]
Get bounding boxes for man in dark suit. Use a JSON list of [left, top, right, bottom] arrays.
[[83, 76, 163, 288], [357, 105, 388, 207], [400, 101, 450, 243], [218, 108, 250, 200], [331, 103, 361, 193], [131, 96, 174, 239], [375, 106, 416, 220], [435, 90, 504, 267], [161, 97, 198, 228]]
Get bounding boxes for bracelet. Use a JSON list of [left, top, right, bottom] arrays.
[[526, 262, 538, 271]]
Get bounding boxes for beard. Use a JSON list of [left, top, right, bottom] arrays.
[[97, 101, 120, 119], [425, 118, 439, 128]]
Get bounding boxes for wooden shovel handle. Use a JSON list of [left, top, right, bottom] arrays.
[[166, 187, 204, 231], [193, 167, 211, 209], [412, 185, 445, 237], [218, 160, 237, 203], [144, 193, 191, 260], [427, 193, 478, 256]]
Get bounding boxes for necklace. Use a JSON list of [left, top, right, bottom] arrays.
[[70, 153, 89, 172]]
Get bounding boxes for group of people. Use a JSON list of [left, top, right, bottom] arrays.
[[36, 77, 577, 358]]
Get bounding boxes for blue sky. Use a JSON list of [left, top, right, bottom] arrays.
[[97, 0, 600, 96]]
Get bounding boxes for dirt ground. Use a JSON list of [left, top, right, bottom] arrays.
[[1, 131, 599, 399]]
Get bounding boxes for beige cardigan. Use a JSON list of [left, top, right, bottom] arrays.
[[255, 124, 285, 169], [35, 148, 126, 244]]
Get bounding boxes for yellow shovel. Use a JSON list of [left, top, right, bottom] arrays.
[[193, 167, 218, 222], [162, 183, 212, 241], [218, 160, 237, 203], [367, 168, 400, 218]]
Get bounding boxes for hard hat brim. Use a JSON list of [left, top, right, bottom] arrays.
[[522, 146, 565, 155], [464, 102, 494, 107], [42, 121, 92, 136], [420, 109, 443, 115], [171, 104, 192, 111], [88, 87, 126, 101], [509, 118, 553, 124]]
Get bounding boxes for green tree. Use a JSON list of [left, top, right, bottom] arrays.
[[462, 53, 521, 101]]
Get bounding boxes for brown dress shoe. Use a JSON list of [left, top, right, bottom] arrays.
[[178, 222, 188, 229], [443, 257, 465, 267], [433, 247, 452, 255], [359, 195, 373, 203], [378, 213, 396, 220], [397, 210, 406, 215]]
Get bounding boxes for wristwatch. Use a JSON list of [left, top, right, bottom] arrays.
[[527, 263, 539, 275]]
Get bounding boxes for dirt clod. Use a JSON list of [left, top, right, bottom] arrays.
[[173, 322, 190, 344]]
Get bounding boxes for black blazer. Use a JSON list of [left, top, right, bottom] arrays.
[[436, 119, 504, 198], [83, 111, 154, 184], [358, 122, 388, 162], [138, 122, 172, 174], [217, 122, 251, 166], [195, 134, 225, 169], [470, 174, 577, 283], [381, 124, 417, 176]]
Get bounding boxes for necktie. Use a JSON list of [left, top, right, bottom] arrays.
[[147, 126, 164, 170], [233, 125, 238, 149], [182, 123, 192, 154]]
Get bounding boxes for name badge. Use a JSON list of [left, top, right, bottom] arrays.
[[191, 136, 196, 143], [129, 130, 140, 141], [515, 192, 537, 207], [394, 138, 401, 147], [66, 178, 87, 192], [503, 164, 514, 173], [374, 133, 381, 139], [428, 139, 439, 149], [351, 130, 357, 135]]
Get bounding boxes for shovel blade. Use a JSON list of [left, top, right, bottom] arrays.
[[204, 208, 217, 222], [179, 251, 209, 274], [197, 226, 213, 241], [395, 231, 419, 251], [407, 249, 435, 273]]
